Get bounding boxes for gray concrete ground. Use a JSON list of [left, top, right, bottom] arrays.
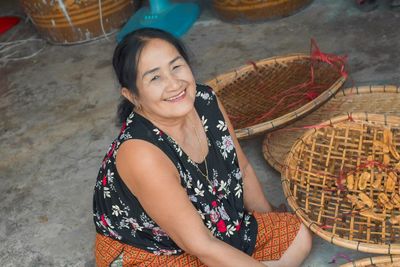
[[1, 0, 399, 266]]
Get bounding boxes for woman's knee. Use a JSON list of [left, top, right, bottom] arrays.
[[297, 223, 312, 255], [278, 223, 312, 267]]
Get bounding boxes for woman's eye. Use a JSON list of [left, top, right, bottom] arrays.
[[172, 65, 181, 70], [150, 75, 160, 82]]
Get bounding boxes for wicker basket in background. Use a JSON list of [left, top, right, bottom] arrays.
[[206, 53, 346, 139], [283, 113, 400, 254], [212, 0, 313, 22], [20, 0, 140, 44]]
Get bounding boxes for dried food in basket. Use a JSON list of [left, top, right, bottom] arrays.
[[283, 113, 400, 254], [263, 85, 400, 172]]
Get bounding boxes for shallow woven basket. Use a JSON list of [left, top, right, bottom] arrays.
[[283, 113, 400, 254], [212, 0, 313, 22], [206, 54, 346, 139], [340, 255, 400, 267], [263, 85, 400, 172]]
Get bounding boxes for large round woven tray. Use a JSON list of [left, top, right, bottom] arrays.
[[283, 113, 400, 254], [206, 53, 346, 139], [263, 85, 400, 172], [212, 0, 313, 22], [340, 255, 400, 267]]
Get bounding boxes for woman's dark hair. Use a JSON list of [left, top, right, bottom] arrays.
[[112, 28, 191, 125]]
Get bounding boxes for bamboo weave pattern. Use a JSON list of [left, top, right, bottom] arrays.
[[207, 54, 346, 139], [340, 255, 400, 266], [283, 114, 400, 254]]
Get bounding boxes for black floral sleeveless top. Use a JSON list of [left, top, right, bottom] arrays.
[[93, 84, 257, 256]]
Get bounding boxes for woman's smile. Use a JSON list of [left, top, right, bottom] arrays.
[[129, 38, 197, 121], [164, 89, 186, 102]]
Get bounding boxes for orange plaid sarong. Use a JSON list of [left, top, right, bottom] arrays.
[[95, 212, 301, 266]]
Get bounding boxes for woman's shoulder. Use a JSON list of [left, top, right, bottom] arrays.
[[116, 112, 176, 160], [116, 136, 175, 178], [118, 112, 158, 143]]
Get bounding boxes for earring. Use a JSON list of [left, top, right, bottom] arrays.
[[135, 104, 142, 111]]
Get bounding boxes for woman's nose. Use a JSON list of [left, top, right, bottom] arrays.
[[165, 73, 180, 90]]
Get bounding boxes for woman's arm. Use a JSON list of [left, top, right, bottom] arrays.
[[216, 98, 272, 213], [116, 140, 265, 267]]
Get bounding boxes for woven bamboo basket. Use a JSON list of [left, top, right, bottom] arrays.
[[20, 0, 140, 44], [283, 113, 400, 254], [206, 53, 346, 139], [340, 255, 400, 267], [263, 85, 400, 172], [212, 0, 313, 22]]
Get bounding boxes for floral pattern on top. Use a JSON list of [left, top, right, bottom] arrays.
[[93, 84, 257, 256]]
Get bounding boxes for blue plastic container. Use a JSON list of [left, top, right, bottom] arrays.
[[116, 0, 200, 42]]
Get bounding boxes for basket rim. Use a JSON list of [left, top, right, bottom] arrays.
[[282, 112, 400, 254], [205, 53, 346, 139], [340, 255, 400, 267], [263, 84, 400, 172], [213, 0, 312, 10]]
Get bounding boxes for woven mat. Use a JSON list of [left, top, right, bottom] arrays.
[[340, 255, 400, 267], [263, 85, 400, 172], [207, 54, 346, 139], [283, 113, 400, 254]]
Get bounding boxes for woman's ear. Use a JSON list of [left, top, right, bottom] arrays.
[[121, 87, 135, 104]]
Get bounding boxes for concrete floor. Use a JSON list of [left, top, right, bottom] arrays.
[[1, 0, 399, 266]]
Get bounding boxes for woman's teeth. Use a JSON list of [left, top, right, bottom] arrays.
[[166, 90, 185, 101]]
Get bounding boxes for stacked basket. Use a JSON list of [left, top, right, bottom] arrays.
[[207, 44, 400, 264]]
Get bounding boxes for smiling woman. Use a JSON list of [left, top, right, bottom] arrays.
[[120, 37, 197, 125], [92, 28, 312, 267]]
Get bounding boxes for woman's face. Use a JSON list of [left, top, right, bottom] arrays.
[[133, 38, 196, 122]]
